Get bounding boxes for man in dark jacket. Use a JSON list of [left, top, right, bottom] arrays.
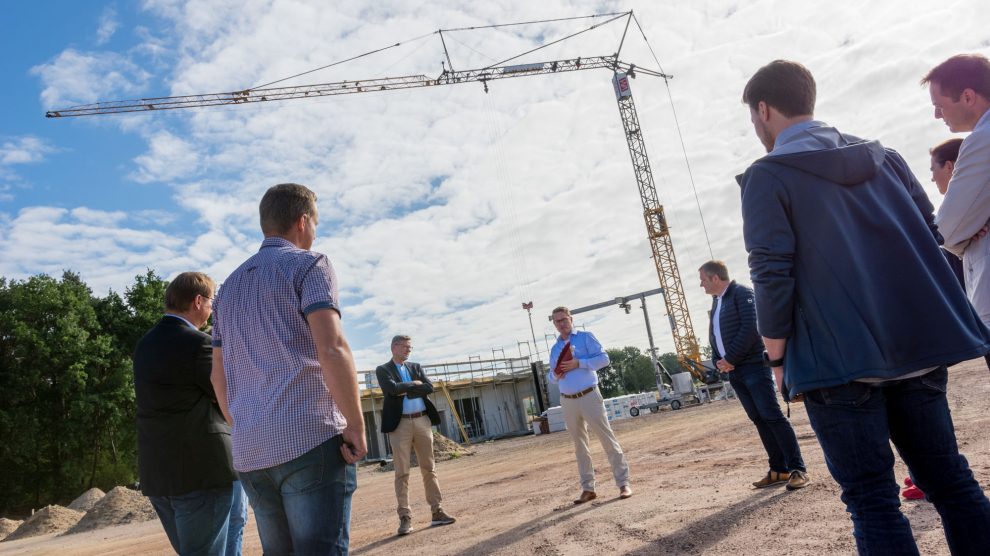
[[375, 335, 455, 536], [699, 260, 807, 491], [134, 272, 238, 555], [739, 59, 990, 554]]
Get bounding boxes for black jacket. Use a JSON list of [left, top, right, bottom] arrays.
[[709, 281, 764, 367], [134, 316, 235, 496], [375, 360, 440, 434]]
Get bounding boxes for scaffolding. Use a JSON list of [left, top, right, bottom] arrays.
[[361, 356, 538, 460]]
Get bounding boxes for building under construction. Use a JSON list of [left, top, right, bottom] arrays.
[[359, 356, 549, 460]]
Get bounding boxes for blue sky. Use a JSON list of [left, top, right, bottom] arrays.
[[2, 1, 988, 371]]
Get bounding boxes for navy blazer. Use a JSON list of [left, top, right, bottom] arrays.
[[375, 360, 440, 434], [709, 281, 764, 367], [134, 316, 235, 496]]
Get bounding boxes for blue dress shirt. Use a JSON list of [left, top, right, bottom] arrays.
[[547, 330, 610, 395], [398, 363, 427, 414]]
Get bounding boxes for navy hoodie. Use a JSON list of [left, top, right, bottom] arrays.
[[738, 125, 990, 396]]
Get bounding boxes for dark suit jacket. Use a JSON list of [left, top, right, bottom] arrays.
[[134, 316, 235, 497], [375, 360, 440, 434], [708, 281, 764, 367]]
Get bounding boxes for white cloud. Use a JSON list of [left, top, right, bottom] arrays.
[[0, 136, 54, 166], [96, 7, 119, 45], [31, 48, 151, 109], [22, 0, 990, 371]]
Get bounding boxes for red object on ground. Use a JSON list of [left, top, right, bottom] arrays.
[[902, 485, 926, 500]]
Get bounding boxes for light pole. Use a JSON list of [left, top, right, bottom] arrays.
[[521, 301, 542, 360]]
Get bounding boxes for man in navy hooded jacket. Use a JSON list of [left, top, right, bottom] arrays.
[[739, 60, 990, 555]]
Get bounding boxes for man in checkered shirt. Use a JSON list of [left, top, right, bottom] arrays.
[[211, 183, 367, 555]]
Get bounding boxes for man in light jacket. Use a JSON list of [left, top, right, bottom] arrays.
[[925, 54, 990, 347]]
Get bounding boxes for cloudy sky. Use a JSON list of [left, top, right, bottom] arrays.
[[3, 0, 989, 372]]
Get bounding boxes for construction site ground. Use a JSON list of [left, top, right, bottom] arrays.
[[3, 359, 990, 555]]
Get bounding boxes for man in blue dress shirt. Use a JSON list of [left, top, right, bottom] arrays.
[[548, 306, 632, 504]]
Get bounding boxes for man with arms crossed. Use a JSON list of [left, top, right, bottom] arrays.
[[925, 54, 990, 367], [548, 306, 632, 504], [699, 260, 808, 491], [135, 272, 239, 555], [739, 60, 990, 554], [376, 335, 455, 536], [211, 183, 367, 555]]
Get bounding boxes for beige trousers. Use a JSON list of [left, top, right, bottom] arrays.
[[561, 387, 630, 491], [389, 415, 442, 517]]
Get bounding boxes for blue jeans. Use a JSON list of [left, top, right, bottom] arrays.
[[149, 485, 233, 556], [729, 363, 805, 473], [804, 366, 990, 555], [238, 435, 357, 556], [225, 481, 248, 556]]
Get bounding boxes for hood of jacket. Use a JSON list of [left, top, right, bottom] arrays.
[[756, 126, 887, 186]]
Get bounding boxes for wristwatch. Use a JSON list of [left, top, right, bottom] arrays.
[[762, 351, 784, 367]]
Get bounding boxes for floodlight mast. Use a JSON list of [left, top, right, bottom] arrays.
[[45, 52, 704, 378]]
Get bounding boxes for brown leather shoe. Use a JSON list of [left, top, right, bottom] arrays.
[[752, 470, 790, 489], [786, 470, 810, 491], [619, 485, 633, 499], [573, 490, 597, 504]]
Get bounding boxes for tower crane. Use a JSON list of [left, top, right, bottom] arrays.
[[46, 19, 709, 381]]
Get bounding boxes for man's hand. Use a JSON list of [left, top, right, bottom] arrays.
[[971, 224, 989, 244], [340, 425, 368, 464], [411, 380, 422, 386], [716, 359, 735, 372], [559, 358, 580, 372]]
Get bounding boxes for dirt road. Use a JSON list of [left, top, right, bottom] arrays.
[[4, 360, 989, 555]]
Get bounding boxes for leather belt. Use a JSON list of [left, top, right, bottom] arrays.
[[402, 411, 428, 419], [561, 386, 596, 399]]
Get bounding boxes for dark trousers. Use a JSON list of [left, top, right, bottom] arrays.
[[729, 363, 805, 473], [804, 366, 990, 555]]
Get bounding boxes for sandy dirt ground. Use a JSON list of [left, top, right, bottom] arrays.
[[3, 359, 990, 555]]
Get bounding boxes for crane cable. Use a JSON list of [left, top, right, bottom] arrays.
[[632, 14, 715, 261]]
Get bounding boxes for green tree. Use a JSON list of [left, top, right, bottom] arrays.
[[0, 270, 167, 514]]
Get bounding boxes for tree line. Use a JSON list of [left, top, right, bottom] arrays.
[[597, 346, 712, 399], [0, 270, 167, 515]]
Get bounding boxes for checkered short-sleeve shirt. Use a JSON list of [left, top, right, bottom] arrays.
[[213, 236, 346, 472]]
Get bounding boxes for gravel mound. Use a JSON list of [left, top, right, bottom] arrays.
[[3, 506, 83, 541], [67, 487, 106, 512], [0, 518, 23, 541], [64, 486, 156, 535], [376, 431, 474, 472]]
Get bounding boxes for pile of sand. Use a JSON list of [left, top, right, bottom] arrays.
[[432, 431, 473, 461], [67, 487, 105, 512], [3, 506, 83, 542], [376, 431, 474, 472], [64, 486, 156, 535], [0, 518, 23, 541]]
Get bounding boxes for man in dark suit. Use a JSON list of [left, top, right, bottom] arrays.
[[134, 272, 238, 555], [699, 260, 809, 491], [375, 335, 455, 536]]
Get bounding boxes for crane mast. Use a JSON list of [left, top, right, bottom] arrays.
[[46, 54, 706, 378], [611, 72, 702, 374]]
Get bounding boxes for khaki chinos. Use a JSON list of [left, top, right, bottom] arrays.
[[561, 387, 630, 492], [389, 414, 442, 518]]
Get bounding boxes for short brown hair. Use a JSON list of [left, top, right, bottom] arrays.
[[260, 183, 317, 235], [699, 260, 729, 281], [921, 54, 990, 100], [391, 335, 411, 346], [930, 138, 964, 166], [551, 306, 571, 317], [164, 272, 214, 312], [742, 60, 816, 118]]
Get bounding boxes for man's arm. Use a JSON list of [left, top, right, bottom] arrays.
[[578, 333, 610, 371], [192, 334, 217, 400], [936, 132, 990, 254], [721, 290, 759, 366], [307, 309, 367, 464], [411, 364, 434, 395], [376, 365, 431, 398], [210, 349, 233, 425]]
